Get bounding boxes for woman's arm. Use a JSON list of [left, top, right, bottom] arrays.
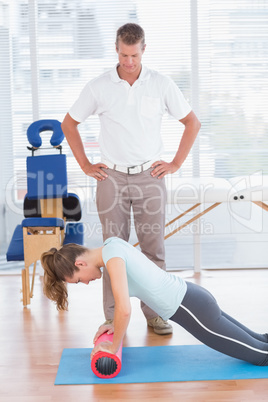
[[91, 257, 131, 357]]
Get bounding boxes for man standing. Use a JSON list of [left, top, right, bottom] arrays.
[[61, 23, 201, 335]]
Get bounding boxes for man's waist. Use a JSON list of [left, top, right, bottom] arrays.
[[102, 158, 159, 175]]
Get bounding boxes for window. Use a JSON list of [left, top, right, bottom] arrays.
[[1, 0, 268, 268]]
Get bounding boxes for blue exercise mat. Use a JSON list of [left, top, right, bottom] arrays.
[[55, 344, 268, 385]]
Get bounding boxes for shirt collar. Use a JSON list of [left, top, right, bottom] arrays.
[[110, 64, 150, 83]]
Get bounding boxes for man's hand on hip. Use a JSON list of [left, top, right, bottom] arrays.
[[82, 162, 109, 181], [151, 160, 180, 179]]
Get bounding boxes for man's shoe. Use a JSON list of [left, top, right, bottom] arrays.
[[147, 316, 173, 335]]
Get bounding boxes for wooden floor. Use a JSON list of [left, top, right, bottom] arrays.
[[1, 268, 268, 401]]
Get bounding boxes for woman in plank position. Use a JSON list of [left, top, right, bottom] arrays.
[[41, 237, 268, 366]]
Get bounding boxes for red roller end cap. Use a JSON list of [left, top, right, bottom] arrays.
[[91, 332, 123, 379]]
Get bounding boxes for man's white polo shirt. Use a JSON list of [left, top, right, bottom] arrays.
[[69, 65, 191, 167]]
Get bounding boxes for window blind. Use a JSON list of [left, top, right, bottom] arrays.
[[2, 0, 268, 203], [198, 0, 268, 178], [2, 0, 191, 203], [1, 0, 268, 267]]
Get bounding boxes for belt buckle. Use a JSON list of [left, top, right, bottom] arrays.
[[127, 165, 139, 174]]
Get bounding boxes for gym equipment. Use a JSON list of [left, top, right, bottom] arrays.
[[6, 119, 84, 306], [91, 332, 123, 378], [55, 344, 268, 385]]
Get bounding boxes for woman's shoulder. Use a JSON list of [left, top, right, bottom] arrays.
[[103, 236, 127, 247], [103, 237, 140, 261], [102, 237, 131, 263]]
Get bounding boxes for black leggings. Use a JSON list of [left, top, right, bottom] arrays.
[[170, 282, 268, 366]]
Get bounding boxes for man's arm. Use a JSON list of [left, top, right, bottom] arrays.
[[151, 110, 201, 178], [61, 113, 108, 181]]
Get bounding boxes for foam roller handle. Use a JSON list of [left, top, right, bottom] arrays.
[[91, 332, 123, 378]]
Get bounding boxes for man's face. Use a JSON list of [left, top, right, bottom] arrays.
[[116, 40, 146, 75]]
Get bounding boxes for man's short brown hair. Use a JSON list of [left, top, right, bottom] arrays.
[[116, 23, 145, 48]]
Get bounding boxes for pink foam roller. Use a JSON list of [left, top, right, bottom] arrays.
[[91, 332, 123, 378]]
